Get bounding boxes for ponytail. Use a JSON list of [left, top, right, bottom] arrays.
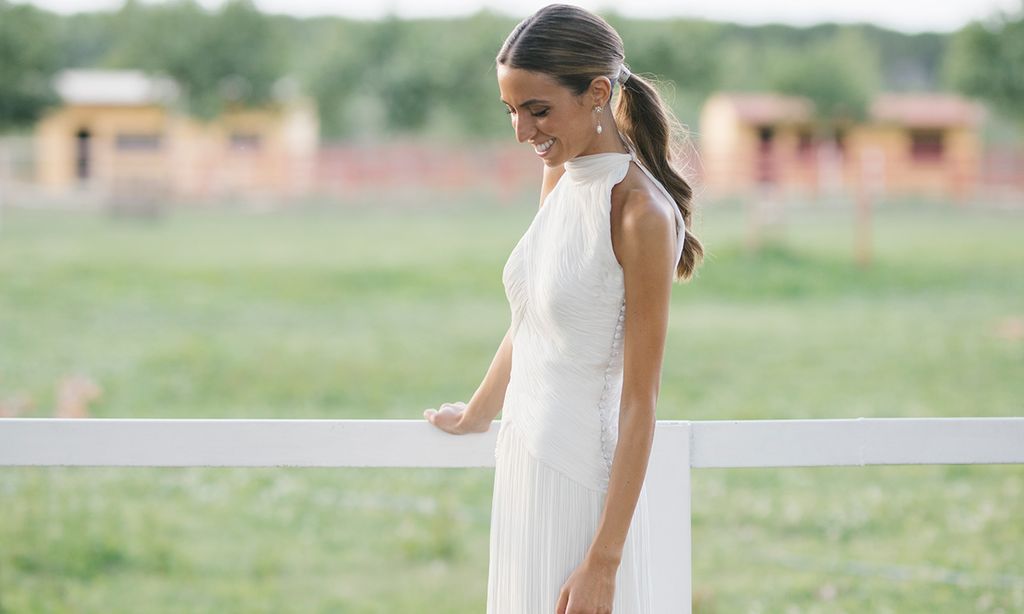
[[615, 72, 704, 281]]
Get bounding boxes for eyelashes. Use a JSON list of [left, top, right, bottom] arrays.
[[504, 108, 550, 118]]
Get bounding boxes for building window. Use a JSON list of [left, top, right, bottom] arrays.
[[115, 133, 162, 151], [229, 132, 261, 151], [909, 129, 944, 162]]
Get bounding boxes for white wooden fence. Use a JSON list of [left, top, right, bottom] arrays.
[[2, 416, 1023, 613]]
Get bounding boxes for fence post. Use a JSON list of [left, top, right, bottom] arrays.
[[648, 420, 692, 613]]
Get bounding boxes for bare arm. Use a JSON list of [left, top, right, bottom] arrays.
[[455, 325, 514, 432], [456, 162, 565, 432], [428, 163, 566, 434], [586, 189, 677, 569]]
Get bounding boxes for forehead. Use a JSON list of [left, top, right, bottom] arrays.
[[497, 65, 567, 105]]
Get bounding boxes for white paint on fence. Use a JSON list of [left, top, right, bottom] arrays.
[[1, 416, 1022, 613]]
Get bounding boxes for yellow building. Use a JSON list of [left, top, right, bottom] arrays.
[[698, 91, 985, 202], [35, 69, 318, 203]]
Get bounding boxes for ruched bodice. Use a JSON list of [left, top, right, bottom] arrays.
[[498, 148, 686, 492], [487, 145, 684, 614]]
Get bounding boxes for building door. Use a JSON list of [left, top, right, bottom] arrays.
[[75, 129, 91, 181], [756, 125, 776, 185]]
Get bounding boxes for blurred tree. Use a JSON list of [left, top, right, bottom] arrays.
[[768, 28, 881, 131], [945, 1, 1024, 125], [303, 11, 516, 140], [715, 39, 765, 91], [610, 16, 722, 99], [430, 11, 515, 140], [0, 0, 59, 130], [55, 11, 118, 69], [766, 29, 882, 233], [859, 25, 947, 91], [301, 19, 373, 138], [608, 15, 723, 129], [104, 0, 287, 119], [373, 16, 438, 132], [14, 5, 953, 139], [302, 16, 436, 137]]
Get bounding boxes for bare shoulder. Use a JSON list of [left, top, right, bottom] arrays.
[[610, 166, 676, 266], [539, 163, 565, 209]]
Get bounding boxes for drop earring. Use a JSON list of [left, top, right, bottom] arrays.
[[594, 105, 603, 135]]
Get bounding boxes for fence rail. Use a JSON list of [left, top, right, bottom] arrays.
[[2, 416, 1022, 613]]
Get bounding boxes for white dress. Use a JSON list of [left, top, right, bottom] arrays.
[[486, 147, 686, 613]]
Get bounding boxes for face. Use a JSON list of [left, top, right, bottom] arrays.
[[497, 64, 611, 166]]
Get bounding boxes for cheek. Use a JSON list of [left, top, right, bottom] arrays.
[[537, 115, 562, 136], [551, 111, 581, 135]]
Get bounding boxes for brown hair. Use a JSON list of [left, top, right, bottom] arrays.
[[496, 3, 704, 281]]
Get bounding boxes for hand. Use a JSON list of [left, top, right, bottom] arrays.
[[423, 401, 487, 435], [555, 557, 617, 614]]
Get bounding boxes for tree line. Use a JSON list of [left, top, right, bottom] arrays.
[[1, 0, 1020, 139]]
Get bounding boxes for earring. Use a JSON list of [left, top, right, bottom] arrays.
[[594, 105, 603, 135]]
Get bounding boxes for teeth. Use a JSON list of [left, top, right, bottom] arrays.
[[534, 138, 555, 153]]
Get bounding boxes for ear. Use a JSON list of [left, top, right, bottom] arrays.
[[587, 75, 613, 108]]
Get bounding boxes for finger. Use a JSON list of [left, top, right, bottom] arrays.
[[555, 588, 568, 614]]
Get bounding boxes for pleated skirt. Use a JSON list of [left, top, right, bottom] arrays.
[[486, 419, 652, 613]]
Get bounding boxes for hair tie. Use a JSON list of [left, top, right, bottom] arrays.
[[617, 64, 632, 85]]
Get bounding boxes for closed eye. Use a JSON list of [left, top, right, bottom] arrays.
[[504, 108, 550, 118]]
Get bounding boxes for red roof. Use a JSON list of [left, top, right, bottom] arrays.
[[710, 91, 986, 129], [870, 93, 985, 127], [713, 93, 814, 124]]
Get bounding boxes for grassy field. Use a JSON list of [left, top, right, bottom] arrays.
[[0, 194, 1022, 613]]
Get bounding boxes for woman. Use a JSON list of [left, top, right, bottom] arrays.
[[424, 4, 704, 613]]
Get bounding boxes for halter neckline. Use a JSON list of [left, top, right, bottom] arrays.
[[563, 136, 638, 183]]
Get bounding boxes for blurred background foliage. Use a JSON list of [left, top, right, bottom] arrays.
[[1, 0, 1022, 138], [2, 2, 1023, 612]]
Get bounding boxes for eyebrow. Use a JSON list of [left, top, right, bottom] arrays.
[[500, 98, 550, 108]]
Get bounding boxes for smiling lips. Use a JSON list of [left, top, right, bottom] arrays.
[[534, 137, 555, 155]]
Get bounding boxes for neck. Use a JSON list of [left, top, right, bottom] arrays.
[[575, 125, 630, 158]]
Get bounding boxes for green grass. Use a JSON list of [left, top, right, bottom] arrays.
[[1, 196, 1022, 612]]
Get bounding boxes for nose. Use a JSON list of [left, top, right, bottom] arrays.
[[513, 114, 534, 144]]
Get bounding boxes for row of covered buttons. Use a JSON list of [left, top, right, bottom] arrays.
[[598, 300, 627, 475]]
